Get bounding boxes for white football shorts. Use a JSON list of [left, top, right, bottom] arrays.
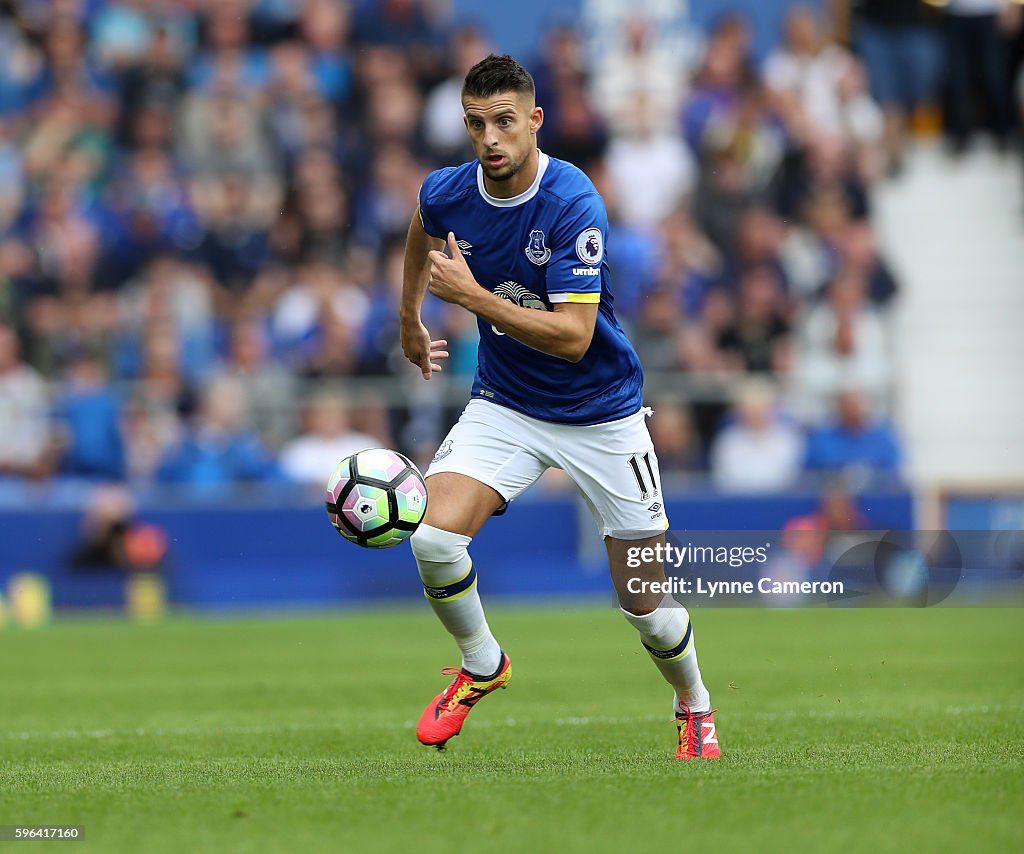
[[425, 399, 669, 540]]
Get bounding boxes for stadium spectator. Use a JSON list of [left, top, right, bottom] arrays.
[[354, 142, 427, 249], [0, 14, 45, 117], [714, 206, 789, 292], [0, 322, 53, 478], [298, 0, 354, 105], [532, 25, 589, 135], [212, 317, 297, 450], [91, 1, 160, 72], [692, 145, 764, 258], [782, 482, 868, 566], [70, 483, 169, 573], [943, 0, 1018, 153], [351, 0, 446, 80], [710, 378, 805, 492], [287, 147, 351, 263], [592, 15, 690, 136], [177, 83, 279, 190], [193, 172, 274, 299], [29, 18, 114, 114], [764, 6, 883, 152], [778, 186, 852, 301], [99, 144, 198, 286], [423, 26, 491, 164], [715, 266, 792, 375], [272, 255, 370, 375], [188, 0, 269, 94], [156, 374, 279, 485], [793, 268, 890, 421], [0, 239, 32, 328], [54, 350, 125, 480], [805, 388, 902, 476], [279, 391, 381, 485], [648, 400, 704, 475], [632, 288, 685, 373], [681, 14, 755, 153], [604, 94, 696, 229], [0, 119, 25, 234], [121, 320, 193, 480], [263, 41, 329, 160], [852, 0, 942, 174], [112, 18, 189, 147], [650, 210, 721, 321], [537, 78, 608, 176], [835, 219, 899, 306], [775, 133, 870, 224], [692, 83, 785, 253], [115, 254, 214, 383], [1019, 64, 1024, 201]]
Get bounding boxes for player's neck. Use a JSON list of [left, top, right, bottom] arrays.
[[483, 147, 540, 199]]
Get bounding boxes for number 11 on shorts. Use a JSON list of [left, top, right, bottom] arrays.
[[628, 452, 658, 500]]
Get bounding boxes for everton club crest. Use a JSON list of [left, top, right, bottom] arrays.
[[524, 229, 551, 265]]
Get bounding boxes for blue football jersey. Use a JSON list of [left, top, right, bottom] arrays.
[[418, 151, 643, 426]]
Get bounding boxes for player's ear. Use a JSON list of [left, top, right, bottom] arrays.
[[530, 106, 544, 134]]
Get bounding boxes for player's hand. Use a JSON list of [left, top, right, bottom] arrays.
[[400, 319, 449, 381], [427, 233, 478, 307]]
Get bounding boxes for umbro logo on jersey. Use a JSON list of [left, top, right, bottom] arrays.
[[456, 240, 472, 256], [572, 267, 600, 276]]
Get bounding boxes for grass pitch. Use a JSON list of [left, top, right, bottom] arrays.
[[1, 605, 1022, 853]]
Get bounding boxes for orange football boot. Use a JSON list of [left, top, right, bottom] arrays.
[[416, 653, 511, 749], [675, 707, 721, 760]]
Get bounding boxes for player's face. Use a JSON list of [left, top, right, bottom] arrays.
[[462, 91, 543, 186]]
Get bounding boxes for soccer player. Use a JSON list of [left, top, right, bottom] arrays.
[[400, 55, 719, 760]]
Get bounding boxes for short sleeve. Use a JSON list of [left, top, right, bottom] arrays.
[[545, 193, 607, 305], [417, 175, 443, 239]]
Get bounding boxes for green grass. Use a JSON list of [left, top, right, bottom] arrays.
[[0, 606, 1022, 853]]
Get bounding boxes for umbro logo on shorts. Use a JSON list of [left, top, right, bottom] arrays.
[[456, 240, 472, 256], [648, 503, 662, 513]]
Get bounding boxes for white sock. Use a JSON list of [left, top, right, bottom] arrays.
[[410, 524, 502, 677], [620, 605, 711, 714]]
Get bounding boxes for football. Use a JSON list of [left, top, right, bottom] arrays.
[[325, 448, 428, 548]]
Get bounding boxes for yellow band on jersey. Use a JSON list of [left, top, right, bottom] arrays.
[[549, 292, 601, 304]]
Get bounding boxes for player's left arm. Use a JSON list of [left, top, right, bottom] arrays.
[[427, 232, 597, 362]]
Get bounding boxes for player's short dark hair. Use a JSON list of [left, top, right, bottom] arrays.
[[462, 54, 535, 102]]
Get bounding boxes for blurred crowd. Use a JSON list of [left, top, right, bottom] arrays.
[[0, 0, 1021, 494]]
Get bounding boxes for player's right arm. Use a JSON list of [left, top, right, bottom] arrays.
[[401, 208, 449, 380]]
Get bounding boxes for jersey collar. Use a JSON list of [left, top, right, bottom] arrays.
[[476, 150, 549, 208]]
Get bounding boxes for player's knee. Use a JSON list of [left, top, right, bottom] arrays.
[[608, 528, 666, 544], [620, 604, 657, 616], [410, 523, 471, 567]]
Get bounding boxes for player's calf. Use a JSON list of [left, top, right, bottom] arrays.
[[608, 533, 717, 758], [410, 523, 502, 677], [411, 523, 509, 749]]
